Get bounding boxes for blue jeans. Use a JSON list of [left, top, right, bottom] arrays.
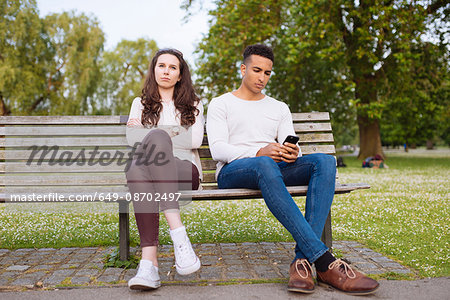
[[217, 153, 336, 263]]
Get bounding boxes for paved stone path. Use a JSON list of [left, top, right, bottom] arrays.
[[0, 241, 412, 289]]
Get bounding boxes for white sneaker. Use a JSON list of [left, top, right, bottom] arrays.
[[128, 260, 161, 290], [170, 228, 201, 275]]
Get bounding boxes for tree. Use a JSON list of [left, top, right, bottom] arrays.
[[194, 0, 283, 100], [0, 0, 51, 115], [1, 2, 159, 117], [381, 42, 449, 148], [94, 38, 158, 115], [41, 11, 104, 115], [323, 0, 448, 158], [185, 0, 448, 158], [269, 2, 357, 146], [0, 1, 105, 115]]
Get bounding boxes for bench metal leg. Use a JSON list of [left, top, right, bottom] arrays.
[[321, 211, 333, 249], [119, 201, 130, 260]]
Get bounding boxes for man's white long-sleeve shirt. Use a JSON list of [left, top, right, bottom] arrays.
[[206, 92, 300, 178]]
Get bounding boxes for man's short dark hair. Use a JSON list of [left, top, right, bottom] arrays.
[[243, 44, 274, 64]]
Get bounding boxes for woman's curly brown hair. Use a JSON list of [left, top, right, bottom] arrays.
[[140, 48, 199, 127]]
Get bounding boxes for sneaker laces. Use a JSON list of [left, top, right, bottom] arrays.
[[175, 237, 196, 265], [328, 259, 356, 279], [136, 263, 158, 280], [295, 259, 312, 279]]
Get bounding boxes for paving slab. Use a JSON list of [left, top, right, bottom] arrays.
[[0, 241, 413, 289]]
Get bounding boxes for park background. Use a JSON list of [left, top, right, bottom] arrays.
[[1, 0, 449, 279]]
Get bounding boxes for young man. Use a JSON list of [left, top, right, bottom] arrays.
[[206, 44, 379, 295]]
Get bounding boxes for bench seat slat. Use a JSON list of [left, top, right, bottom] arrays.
[[1, 186, 128, 194], [0, 183, 370, 201], [186, 183, 370, 199]]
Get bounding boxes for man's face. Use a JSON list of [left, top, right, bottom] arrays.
[[241, 54, 273, 94]]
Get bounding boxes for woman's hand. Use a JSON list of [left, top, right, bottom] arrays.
[[127, 118, 144, 128]]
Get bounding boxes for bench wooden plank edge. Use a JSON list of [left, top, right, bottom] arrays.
[[0, 112, 329, 125], [0, 183, 370, 202], [0, 116, 125, 125]]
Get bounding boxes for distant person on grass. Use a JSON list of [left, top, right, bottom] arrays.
[[206, 44, 379, 295], [125, 48, 203, 290]]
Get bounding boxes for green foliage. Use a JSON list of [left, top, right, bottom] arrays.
[[41, 11, 105, 115], [195, 0, 283, 100], [0, 0, 50, 115], [0, 1, 105, 115], [188, 0, 449, 155], [381, 42, 450, 147], [103, 247, 139, 269], [0, 1, 159, 116], [94, 38, 158, 115]]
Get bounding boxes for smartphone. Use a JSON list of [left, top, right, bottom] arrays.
[[283, 135, 299, 145]]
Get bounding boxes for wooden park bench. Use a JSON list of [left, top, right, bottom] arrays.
[[0, 112, 369, 260]]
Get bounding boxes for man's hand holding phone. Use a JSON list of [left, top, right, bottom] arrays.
[[256, 135, 299, 163], [280, 135, 299, 163]]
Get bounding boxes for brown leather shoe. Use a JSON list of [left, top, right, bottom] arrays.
[[317, 259, 379, 295], [287, 258, 315, 293]]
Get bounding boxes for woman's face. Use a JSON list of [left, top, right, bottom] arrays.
[[154, 53, 181, 90]]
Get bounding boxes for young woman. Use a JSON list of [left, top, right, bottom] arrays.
[[125, 48, 204, 290]]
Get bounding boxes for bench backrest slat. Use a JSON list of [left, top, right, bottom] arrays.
[[0, 126, 126, 136], [0, 116, 123, 124], [291, 112, 330, 121], [3, 174, 126, 185], [1, 136, 128, 147]]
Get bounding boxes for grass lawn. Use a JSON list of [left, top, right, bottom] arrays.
[[0, 148, 448, 278]]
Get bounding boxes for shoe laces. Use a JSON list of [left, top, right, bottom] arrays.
[[328, 259, 356, 279], [295, 259, 312, 279], [136, 263, 158, 280], [175, 237, 196, 264]]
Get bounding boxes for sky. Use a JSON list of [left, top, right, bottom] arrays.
[[36, 0, 213, 67]]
